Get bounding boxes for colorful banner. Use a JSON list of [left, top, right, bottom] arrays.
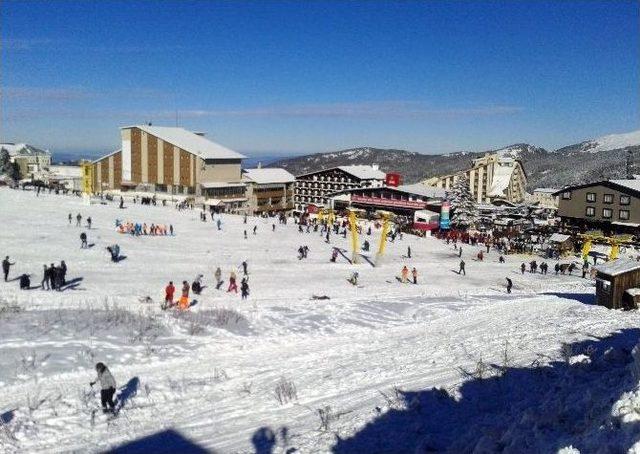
[[440, 201, 450, 229]]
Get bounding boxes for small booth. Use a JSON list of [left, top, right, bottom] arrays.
[[595, 260, 640, 309], [547, 233, 574, 256]]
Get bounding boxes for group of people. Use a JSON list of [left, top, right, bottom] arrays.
[[2, 256, 69, 291], [399, 265, 419, 284], [116, 220, 173, 236], [69, 213, 92, 229]]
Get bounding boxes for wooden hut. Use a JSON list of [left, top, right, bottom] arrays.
[[547, 233, 574, 256], [594, 260, 640, 309]]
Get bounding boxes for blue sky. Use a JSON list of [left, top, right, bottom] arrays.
[[1, 0, 638, 157]]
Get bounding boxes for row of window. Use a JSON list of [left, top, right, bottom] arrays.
[[562, 191, 631, 205], [585, 207, 630, 220]]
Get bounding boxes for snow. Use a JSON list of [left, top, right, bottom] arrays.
[[125, 126, 246, 160], [397, 183, 446, 198], [595, 259, 640, 277], [0, 143, 50, 157], [337, 165, 386, 180], [549, 233, 571, 243], [242, 168, 295, 184], [584, 130, 640, 153], [1, 188, 640, 453], [610, 179, 640, 193]]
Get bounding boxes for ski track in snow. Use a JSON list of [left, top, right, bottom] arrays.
[[0, 189, 639, 453]]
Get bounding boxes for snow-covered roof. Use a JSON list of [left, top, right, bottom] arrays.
[[626, 288, 640, 297], [337, 165, 386, 180], [92, 149, 121, 164], [1, 143, 50, 157], [398, 183, 446, 199], [200, 181, 246, 189], [123, 126, 245, 160], [610, 179, 640, 192], [488, 164, 515, 197], [533, 188, 560, 194], [549, 233, 571, 243], [595, 259, 640, 277], [242, 168, 295, 184]]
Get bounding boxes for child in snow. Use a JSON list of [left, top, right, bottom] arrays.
[[164, 281, 175, 309], [90, 362, 116, 413]]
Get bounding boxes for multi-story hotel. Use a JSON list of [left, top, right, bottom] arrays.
[[422, 153, 527, 204], [91, 125, 247, 211], [293, 165, 386, 214]]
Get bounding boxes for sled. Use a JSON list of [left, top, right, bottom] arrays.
[[178, 296, 190, 310]]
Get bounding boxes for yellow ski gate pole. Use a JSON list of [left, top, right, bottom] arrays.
[[349, 210, 359, 264], [376, 214, 390, 265]]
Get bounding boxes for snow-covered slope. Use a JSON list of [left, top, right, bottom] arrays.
[[556, 130, 640, 154], [1, 189, 639, 453]]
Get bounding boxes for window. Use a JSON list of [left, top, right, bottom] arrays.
[[619, 210, 630, 220], [602, 208, 612, 219], [603, 194, 614, 204], [621, 195, 631, 205], [585, 206, 595, 217], [562, 191, 571, 200], [586, 192, 596, 203]]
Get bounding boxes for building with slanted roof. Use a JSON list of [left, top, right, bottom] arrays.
[[553, 179, 640, 234], [242, 168, 295, 215], [595, 259, 640, 309], [0, 143, 51, 179], [293, 165, 386, 214], [422, 152, 527, 204], [91, 125, 247, 211]]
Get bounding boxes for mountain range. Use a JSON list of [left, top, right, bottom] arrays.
[[268, 130, 640, 190]]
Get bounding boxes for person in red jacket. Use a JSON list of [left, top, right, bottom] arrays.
[[164, 281, 175, 309]]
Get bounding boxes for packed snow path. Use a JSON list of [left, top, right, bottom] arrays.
[[0, 189, 639, 453]]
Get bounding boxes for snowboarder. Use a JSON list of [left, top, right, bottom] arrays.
[[401, 265, 409, 283], [76, 213, 82, 227], [179, 281, 190, 309], [164, 281, 175, 308], [228, 271, 238, 293], [242, 261, 248, 275], [2, 256, 15, 281], [459, 260, 466, 276], [214, 267, 223, 290], [90, 362, 116, 413], [41, 264, 50, 290], [412, 267, 418, 284], [506, 277, 513, 294], [80, 232, 88, 248], [240, 277, 249, 300]]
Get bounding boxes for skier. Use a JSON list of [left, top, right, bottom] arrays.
[[41, 264, 50, 290], [80, 232, 88, 248], [506, 277, 513, 294], [216, 219, 221, 231], [214, 267, 223, 290], [400, 265, 409, 283], [520, 263, 526, 274], [240, 277, 249, 300], [582, 261, 589, 278], [179, 281, 190, 310], [272, 224, 276, 232], [49, 263, 58, 290], [243, 214, 247, 224], [459, 260, 466, 276], [90, 362, 116, 413], [228, 271, 238, 293], [486, 243, 490, 253], [3, 256, 15, 281], [363, 240, 370, 252], [242, 260, 248, 275], [76, 213, 82, 227], [192, 274, 203, 295], [164, 281, 175, 308]]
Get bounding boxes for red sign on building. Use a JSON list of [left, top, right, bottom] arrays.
[[385, 173, 401, 187]]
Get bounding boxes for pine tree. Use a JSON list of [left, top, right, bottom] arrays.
[[448, 173, 477, 229], [0, 148, 20, 181]]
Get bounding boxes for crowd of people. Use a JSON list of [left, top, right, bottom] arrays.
[[116, 220, 173, 236]]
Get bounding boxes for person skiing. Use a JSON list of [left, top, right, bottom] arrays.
[[582, 261, 589, 278], [412, 267, 418, 284], [216, 219, 221, 231], [80, 232, 88, 248], [228, 271, 238, 293], [214, 267, 223, 290], [3, 256, 15, 281], [459, 260, 466, 276], [164, 281, 175, 308], [506, 277, 513, 294], [41, 264, 50, 290], [242, 261, 248, 275], [179, 281, 190, 310], [240, 277, 249, 300], [400, 265, 409, 283], [192, 274, 203, 295], [520, 263, 526, 274], [486, 243, 490, 254], [90, 362, 116, 413], [272, 224, 276, 232], [76, 213, 82, 227]]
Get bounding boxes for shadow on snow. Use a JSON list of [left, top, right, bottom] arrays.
[[107, 428, 212, 454]]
